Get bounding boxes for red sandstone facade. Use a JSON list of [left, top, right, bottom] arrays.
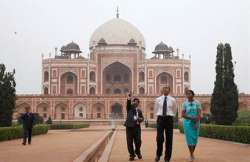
[[14, 16, 250, 121]]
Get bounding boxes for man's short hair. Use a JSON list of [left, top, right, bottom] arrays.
[[162, 86, 171, 90], [133, 97, 140, 103], [25, 106, 31, 110]]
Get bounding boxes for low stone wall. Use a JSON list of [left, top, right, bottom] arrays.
[[73, 131, 114, 162]]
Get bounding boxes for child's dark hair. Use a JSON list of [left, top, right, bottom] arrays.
[[187, 89, 195, 96], [133, 97, 140, 103]]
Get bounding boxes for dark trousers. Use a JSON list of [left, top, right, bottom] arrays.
[[23, 127, 32, 144], [126, 126, 142, 157], [156, 116, 173, 161]]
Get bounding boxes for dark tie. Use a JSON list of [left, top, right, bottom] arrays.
[[163, 96, 167, 116]]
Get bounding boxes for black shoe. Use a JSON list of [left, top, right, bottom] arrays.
[[28, 142, 31, 145], [137, 154, 142, 159], [129, 156, 135, 161], [22, 143, 26, 145], [155, 156, 160, 162], [164, 157, 170, 162]]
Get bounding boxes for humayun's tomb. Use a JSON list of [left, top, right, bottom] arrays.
[[14, 14, 250, 122]]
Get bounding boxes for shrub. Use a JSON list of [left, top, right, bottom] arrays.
[[46, 117, 53, 124], [0, 124, 49, 142], [49, 123, 89, 130], [33, 113, 44, 124], [32, 124, 49, 135], [234, 111, 250, 125], [178, 124, 250, 144], [200, 113, 212, 124]]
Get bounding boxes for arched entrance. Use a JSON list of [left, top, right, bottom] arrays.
[[146, 102, 155, 119], [60, 72, 78, 95], [156, 72, 173, 95], [111, 103, 123, 119], [92, 103, 105, 119], [103, 62, 132, 95], [74, 103, 87, 119], [37, 103, 49, 119], [55, 103, 68, 120]]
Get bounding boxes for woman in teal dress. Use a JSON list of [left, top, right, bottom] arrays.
[[181, 90, 201, 162]]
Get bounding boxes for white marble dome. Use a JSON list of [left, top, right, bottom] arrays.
[[89, 18, 145, 49]]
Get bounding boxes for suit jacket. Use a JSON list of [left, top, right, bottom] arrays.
[[21, 113, 34, 129], [125, 99, 144, 128]]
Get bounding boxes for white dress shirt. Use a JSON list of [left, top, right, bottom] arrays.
[[133, 107, 139, 120], [154, 95, 177, 117]]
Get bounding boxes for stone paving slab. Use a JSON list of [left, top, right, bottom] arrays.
[[0, 129, 106, 162], [109, 130, 250, 162]]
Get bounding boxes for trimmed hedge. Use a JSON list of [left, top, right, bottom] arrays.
[[0, 124, 49, 142], [49, 123, 89, 130], [179, 124, 250, 144]]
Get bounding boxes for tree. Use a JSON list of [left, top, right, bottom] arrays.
[[211, 43, 224, 124], [223, 43, 238, 124], [0, 64, 16, 127], [211, 43, 239, 125]]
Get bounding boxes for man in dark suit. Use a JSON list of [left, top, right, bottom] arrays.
[[21, 107, 34, 145], [124, 93, 144, 161]]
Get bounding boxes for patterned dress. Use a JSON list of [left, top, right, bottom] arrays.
[[182, 100, 201, 146]]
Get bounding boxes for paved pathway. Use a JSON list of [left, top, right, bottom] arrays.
[[109, 129, 250, 162], [0, 126, 249, 162], [0, 129, 107, 162]]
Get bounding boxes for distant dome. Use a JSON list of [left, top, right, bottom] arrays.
[[60, 45, 67, 52], [98, 38, 107, 45], [66, 42, 80, 50], [168, 46, 174, 53], [61, 41, 81, 53], [154, 42, 168, 51], [89, 18, 145, 49], [128, 38, 137, 46], [153, 42, 172, 54]]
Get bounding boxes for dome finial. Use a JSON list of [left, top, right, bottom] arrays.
[[116, 6, 119, 18]]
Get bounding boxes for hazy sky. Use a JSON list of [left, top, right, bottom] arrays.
[[0, 0, 249, 94]]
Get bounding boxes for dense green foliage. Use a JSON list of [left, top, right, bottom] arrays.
[[211, 43, 238, 125], [179, 124, 250, 144], [46, 117, 53, 124], [0, 124, 48, 141], [234, 111, 250, 126], [0, 64, 16, 127]]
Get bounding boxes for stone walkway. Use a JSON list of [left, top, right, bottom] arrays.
[[0, 126, 249, 162], [0, 129, 107, 162], [109, 130, 250, 162]]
